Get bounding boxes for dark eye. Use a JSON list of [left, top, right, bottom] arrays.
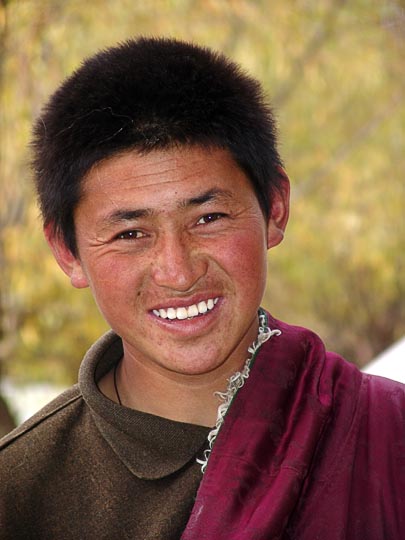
[[197, 213, 226, 225], [116, 230, 146, 240]]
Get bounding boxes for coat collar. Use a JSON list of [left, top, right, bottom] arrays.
[[79, 331, 210, 479]]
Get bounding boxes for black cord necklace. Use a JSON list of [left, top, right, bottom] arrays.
[[113, 361, 122, 406]]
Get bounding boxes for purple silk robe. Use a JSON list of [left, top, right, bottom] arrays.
[[182, 315, 405, 539]]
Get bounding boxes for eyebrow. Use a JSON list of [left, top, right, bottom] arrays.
[[104, 188, 234, 224], [179, 188, 234, 208], [105, 208, 153, 223]]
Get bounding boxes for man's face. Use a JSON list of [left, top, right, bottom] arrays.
[[54, 146, 288, 379]]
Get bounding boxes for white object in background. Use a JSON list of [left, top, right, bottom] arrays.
[[362, 336, 405, 384], [1, 379, 66, 425]]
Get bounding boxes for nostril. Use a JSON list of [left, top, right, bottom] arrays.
[[152, 247, 208, 291]]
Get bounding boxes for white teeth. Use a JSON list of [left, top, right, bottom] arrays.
[[176, 307, 188, 320], [197, 301, 208, 314], [153, 297, 219, 321], [187, 304, 199, 317]]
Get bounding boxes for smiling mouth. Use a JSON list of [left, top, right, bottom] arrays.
[[152, 297, 219, 321]]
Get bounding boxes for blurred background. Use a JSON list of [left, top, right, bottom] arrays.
[[0, 0, 404, 433]]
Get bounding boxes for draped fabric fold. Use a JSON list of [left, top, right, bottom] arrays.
[[182, 314, 405, 540]]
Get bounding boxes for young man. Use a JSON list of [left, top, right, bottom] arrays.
[[1, 37, 404, 539]]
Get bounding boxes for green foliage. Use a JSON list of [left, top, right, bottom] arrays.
[[0, 0, 404, 389]]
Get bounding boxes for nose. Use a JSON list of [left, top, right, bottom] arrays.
[[151, 231, 207, 291]]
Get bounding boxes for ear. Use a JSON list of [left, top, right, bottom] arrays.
[[267, 168, 290, 249], [44, 224, 89, 289]]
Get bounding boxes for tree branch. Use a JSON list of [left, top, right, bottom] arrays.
[[295, 91, 403, 197], [273, 0, 347, 107]]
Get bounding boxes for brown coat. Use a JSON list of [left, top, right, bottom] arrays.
[[0, 332, 209, 540]]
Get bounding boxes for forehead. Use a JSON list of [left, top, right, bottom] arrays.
[[79, 146, 256, 205]]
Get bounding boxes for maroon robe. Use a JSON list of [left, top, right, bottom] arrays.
[[182, 315, 405, 539]]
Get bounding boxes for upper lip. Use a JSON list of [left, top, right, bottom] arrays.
[[149, 294, 221, 311]]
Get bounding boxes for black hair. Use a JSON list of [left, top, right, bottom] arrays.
[[32, 37, 283, 255]]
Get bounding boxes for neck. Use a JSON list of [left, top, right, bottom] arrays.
[[98, 311, 272, 427], [113, 357, 236, 427], [98, 340, 256, 427]]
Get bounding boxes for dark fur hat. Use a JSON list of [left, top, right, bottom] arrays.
[[32, 37, 283, 254]]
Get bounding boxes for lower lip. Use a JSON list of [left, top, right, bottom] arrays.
[[149, 300, 222, 333]]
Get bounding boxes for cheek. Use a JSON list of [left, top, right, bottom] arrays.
[[215, 231, 268, 285], [83, 254, 142, 304]]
